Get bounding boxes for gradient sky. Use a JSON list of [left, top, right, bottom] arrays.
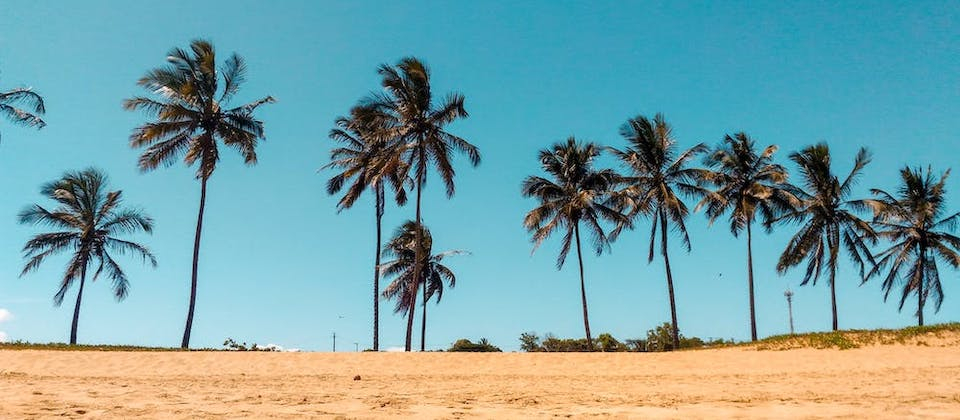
[[0, 1, 957, 351]]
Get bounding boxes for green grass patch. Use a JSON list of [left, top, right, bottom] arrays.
[[0, 341, 213, 352], [753, 322, 960, 350]]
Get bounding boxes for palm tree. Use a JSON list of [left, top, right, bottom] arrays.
[[365, 57, 479, 351], [522, 138, 626, 346], [1, 80, 46, 140], [18, 168, 156, 344], [324, 106, 409, 351], [124, 39, 274, 348], [865, 167, 960, 325], [772, 144, 875, 331], [697, 133, 797, 341], [380, 221, 465, 350], [609, 114, 708, 350]]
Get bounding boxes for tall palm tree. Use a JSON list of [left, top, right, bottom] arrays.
[[609, 114, 708, 350], [324, 106, 409, 351], [865, 167, 960, 325], [522, 138, 626, 346], [697, 133, 796, 341], [18, 168, 156, 344], [124, 39, 274, 348], [365, 57, 479, 351], [1, 80, 46, 140], [380, 221, 465, 350], [772, 144, 875, 331]]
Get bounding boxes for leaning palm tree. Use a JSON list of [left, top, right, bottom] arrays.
[[522, 138, 626, 346], [609, 114, 708, 350], [19, 168, 156, 344], [772, 144, 875, 331], [380, 221, 465, 350], [124, 39, 274, 348], [364, 57, 480, 351], [864, 167, 960, 326], [324, 106, 409, 351], [697, 133, 797, 341], [1, 80, 46, 140]]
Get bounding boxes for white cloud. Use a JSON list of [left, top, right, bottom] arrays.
[[0, 331, 7, 343], [385, 346, 405, 352], [0, 309, 12, 323]]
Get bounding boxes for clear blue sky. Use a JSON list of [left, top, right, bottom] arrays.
[[0, 1, 957, 351]]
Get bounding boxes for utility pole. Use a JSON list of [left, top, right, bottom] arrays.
[[354, 342, 359, 352], [784, 288, 795, 335], [332, 332, 337, 352]]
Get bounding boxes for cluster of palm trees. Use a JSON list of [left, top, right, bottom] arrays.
[[4, 39, 958, 351], [523, 114, 960, 349]]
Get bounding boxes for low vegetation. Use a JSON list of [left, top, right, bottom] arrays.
[[448, 338, 502, 352], [753, 322, 960, 350], [520, 323, 734, 352]]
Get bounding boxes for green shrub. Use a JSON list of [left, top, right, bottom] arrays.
[[448, 338, 501, 352]]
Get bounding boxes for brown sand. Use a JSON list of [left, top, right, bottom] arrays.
[[1, 344, 959, 419]]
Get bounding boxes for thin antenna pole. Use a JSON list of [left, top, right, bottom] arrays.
[[785, 289, 795, 335]]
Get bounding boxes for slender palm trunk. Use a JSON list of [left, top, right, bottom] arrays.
[[405, 168, 424, 351], [373, 185, 384, 351], [746, 221, 757, 341], [574, 222, 592, 346], [917, 246, 926, 326], [829, 265, 838, 331], [660, 211, 680, 350], [182, 176, 208, 349], [420, 284, 427, 351], [69, 265, 88, 345]]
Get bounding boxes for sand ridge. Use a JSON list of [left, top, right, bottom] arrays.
[[1, 345, 959, 418]]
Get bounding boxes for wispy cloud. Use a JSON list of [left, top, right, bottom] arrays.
[[0, 331, 7, 343], [0, 308, 12, 323]]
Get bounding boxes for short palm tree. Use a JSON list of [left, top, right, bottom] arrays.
[[365, 57, 479, 351], [124, 39, 274, 348], [380, 221, 465, 350], [19, 168, 156, 344], [772, 144, 875, 331], [522, 137, 626, 346], [324, 106, 409, 351], [697, 133, 797, 341], [609, 114, 708, 350], [865, 167, 960, 325], [1, 80, 46, 140]]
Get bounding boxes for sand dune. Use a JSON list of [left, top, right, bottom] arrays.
[[1, 344, 959, 419]]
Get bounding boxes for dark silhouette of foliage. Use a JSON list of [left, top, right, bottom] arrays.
[[448, 338, 501, 352], [0, 78, 46, 141]]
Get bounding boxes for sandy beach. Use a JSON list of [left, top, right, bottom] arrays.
[[1, 343, 959, 419]]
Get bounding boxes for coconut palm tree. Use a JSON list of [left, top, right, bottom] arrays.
[[124, 39, 274, 348], [772, 144, 875, 331], [697, 133, 797, 341], [864, 167, 960, 326], [522, 137, 626, 346], [324, 106, 409, 351], [1, 80, 46, 140], [18, 168, 156, 344], [609, 114, 708, 350], [380, 220, 465, 350], [364, 57, 479, 351]]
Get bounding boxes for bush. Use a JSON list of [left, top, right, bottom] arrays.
[[448, 338, 502, 352], [222, 338, 279, 352], [517, 325, 733, 352]]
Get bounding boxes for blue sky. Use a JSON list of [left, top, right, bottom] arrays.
[[0, 1, 957, 351]]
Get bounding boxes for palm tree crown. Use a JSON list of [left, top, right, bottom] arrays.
[[19, 168, 156, 344], [865, 167, 960, 325], [124, 39, 275, 179], [1, 80, 46, 141], [609, 113, 708, 349], [772, 143, 876, 331], [697, 132, 797, 341], [522, 137, 626, 345]]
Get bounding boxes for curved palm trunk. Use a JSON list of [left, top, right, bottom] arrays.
[[746, 222, 757, 341], [420, 284, 427, 351], [182, 176, 208, 349], [373, 185, 384, 351], [659, 211, 680, 350], [69, 265, 88, 345], [574, 222, 592, 347], [917, 245, 926, 326], [405, 170, 424, 352]]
